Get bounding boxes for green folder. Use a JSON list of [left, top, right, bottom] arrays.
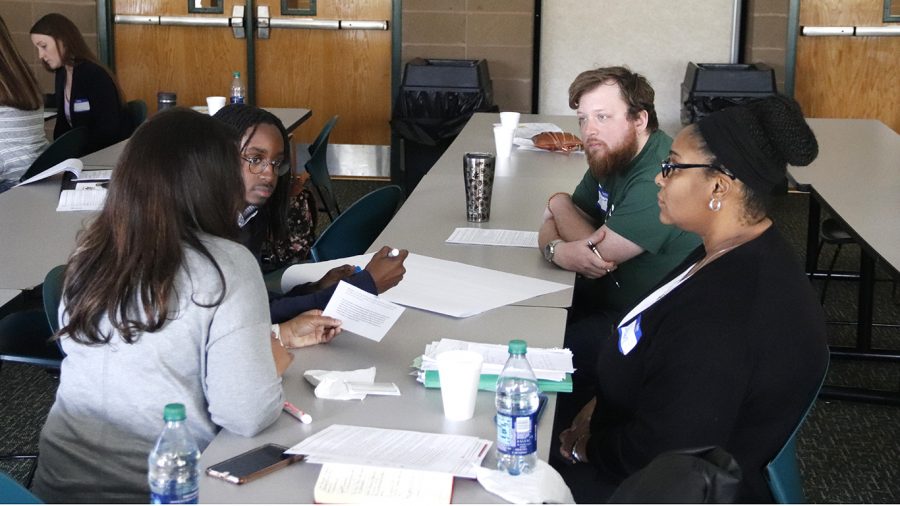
[[423, 370, 572, 393]]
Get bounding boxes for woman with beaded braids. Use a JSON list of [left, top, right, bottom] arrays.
[[556, 95, 828, 503]]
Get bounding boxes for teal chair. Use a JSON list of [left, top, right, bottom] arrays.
[[125, 99, 148, 132], [18, 127, 87, 182], [42, 265, 66, 334], [765, 355, 829, 503], [304, 116, 341, 221], [310, 185, 404, 262], [0, 265, 65, 371], [0, 471, 42, 504]]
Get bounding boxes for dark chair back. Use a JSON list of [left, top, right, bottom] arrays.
[[19, 127, 88, 182], [42, 265, 67, 335], [125, 99, 148, 131], [310, 185, 404, 262], [304, 116, 341, 221], [765, 353, 830, 503]]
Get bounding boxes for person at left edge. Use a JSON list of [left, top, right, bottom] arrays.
[[30, 13, 132, 154]]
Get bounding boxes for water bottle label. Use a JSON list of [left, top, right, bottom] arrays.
[[230, 96, 244, 105], [150, 489, 198, 504], [496, 413, 537, 455]]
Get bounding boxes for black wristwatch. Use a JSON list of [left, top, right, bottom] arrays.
[[543, 239, 563, 265]]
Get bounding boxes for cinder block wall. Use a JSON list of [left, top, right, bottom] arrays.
[[401, 0, 535, 113], [741, 0, 789, 91]]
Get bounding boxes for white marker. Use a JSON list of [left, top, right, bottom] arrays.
[[388, 248, 400, 258]]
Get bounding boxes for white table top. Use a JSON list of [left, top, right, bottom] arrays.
[[0, 288, 20, 307], [373, 113, 588, 308], [788, 118, 900, 274], [199, 305, 568, 504]]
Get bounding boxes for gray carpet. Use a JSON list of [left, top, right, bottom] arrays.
[[2, 183, 898, 503]]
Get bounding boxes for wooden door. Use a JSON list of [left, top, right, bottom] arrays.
[[113, 0, 247, 115], [254, 1, 393, 145], [795, 0, 900, 132]]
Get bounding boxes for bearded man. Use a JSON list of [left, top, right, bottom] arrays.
[[540, 68, 701, 454]]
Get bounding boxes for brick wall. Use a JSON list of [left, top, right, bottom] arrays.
[[741, 0, 789, 91], [401, 0, 534, 113]]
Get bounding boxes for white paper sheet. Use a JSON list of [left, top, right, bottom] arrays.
[[17, 158, 83, 186], [74, 169, 112, 181], [446, 227, 539, 248], [282, 253, 570, 318], [285, 424, 491, 478], [322, 281, 405, 342], [420, 338, 574, 381], [56, 187, 106, 212]]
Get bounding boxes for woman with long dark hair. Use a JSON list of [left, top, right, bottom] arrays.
[[0, 15, 48, 188], [30, 13, 131, 153], [30, 109, 338, 502]]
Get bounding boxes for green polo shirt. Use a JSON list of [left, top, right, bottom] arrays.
[[570, 130, 701, 313]]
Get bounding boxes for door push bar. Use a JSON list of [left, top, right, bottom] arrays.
[[256, 5, 388, 39], [114, 5, 248, 39], [801, 25, 900, 36]]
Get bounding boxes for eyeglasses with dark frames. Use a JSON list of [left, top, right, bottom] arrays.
[[241, 155, 290, 176], [660, 158, 736, 180]]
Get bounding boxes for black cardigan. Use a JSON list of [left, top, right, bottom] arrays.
[[585, 225, 828, 502], [53, 60, 131, 154]]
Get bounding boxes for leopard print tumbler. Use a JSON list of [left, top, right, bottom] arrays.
[[463, 152, 495, 222]]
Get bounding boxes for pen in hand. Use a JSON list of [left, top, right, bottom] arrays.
[[586, 240, 620, 288]]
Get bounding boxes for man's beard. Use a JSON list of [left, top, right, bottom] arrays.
[[586, 126, 639, 180]]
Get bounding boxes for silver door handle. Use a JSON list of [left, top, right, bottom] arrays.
[[265, 18, 388, 31], [801, 25, 900, 36], [113, 4, 247, 39]]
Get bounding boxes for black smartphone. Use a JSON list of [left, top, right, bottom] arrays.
[[206, 443, 303, 485]]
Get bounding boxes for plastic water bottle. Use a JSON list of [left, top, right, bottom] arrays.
[[148, 403, 201, 504], [495, 339, 540, 475], [229, 71, 245, 104]]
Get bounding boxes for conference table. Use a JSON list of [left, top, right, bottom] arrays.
[[199, 113, 587, 502], [0, 108, 311, 292], [787, 118, 900, 404]]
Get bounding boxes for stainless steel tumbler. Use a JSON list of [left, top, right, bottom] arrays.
[[463, 152, 496, 222]]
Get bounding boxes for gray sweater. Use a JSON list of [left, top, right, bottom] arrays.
[[0, 106, 49, 180], [32, 236, 284, 503]]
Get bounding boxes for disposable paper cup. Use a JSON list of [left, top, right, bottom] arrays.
[[206, 96, 227, 116], [436, 350, 484, 421], [499, 111, 520, 130], [493, 125, 515, 159]]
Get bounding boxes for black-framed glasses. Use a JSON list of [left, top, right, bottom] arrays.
[[660, 158, 736, 180], [241, 155, 290, 176]]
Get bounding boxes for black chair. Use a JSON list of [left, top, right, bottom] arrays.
[[0, 266, 66, 487], [814, 217, 898, 305], [310, 185, 404, 262], [125, 99, 148, 131], [304, 116, 341, 221], [18, 127, 88, 182]]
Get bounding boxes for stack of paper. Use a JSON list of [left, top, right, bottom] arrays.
[[416, 338, 574, 392], [286, 424, 491, 479]]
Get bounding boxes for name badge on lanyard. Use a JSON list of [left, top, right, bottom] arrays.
[[73, 99, 91, 113], [617, 314, 643, 355], [596, 184, 610, 213]]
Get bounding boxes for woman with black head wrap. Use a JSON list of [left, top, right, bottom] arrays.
[[556, 95, 829, 503]]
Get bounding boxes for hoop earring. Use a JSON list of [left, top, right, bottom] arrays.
[[708, 197, 722, 212]]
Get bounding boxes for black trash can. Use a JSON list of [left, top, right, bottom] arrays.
[[681, 62, 776, 125], [391, 58, 496, 193]]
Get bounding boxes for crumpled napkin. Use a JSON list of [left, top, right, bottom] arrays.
[[476, 459, 574, 504], [303, 367, 376, 400]]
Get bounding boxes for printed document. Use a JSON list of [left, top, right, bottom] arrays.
[[56, 185, 106, 212], [17, 158, 83, 186], [446, 227, 539, 248], [322, 281, 405, 342], [282, 253, 569, 318], [421, 338, 574, 381], [314, 463, 453, 504], [286, 424, 491, 478]]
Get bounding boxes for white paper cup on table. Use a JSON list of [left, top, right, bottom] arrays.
[[436, 350, 484, 421], [493, 125, 515, 159], [206, 96, 227, 116], [499, 111, 520, 130]]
